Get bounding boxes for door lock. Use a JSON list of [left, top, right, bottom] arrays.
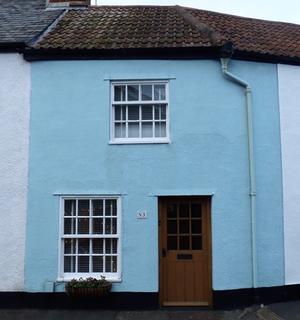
[[162, 248, 167, 257]]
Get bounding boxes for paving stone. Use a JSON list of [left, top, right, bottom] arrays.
[[269, 301, 300, 320], [0, 309, 116, 320], [257, 307, 284, 320]]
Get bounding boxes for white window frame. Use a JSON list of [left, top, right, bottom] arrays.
[[58, 196, 122, 282], [110, 80, 170, 144]]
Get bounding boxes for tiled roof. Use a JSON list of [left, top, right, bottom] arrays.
[[32, 5, 300, 61], [0, 0, 62, 44], [34, 6, 223, 50], [186, 7, 300, 59]]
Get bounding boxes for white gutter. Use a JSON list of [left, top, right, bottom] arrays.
[[220, 57, 257, 289]]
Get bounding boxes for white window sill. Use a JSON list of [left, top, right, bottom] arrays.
[[109, 139, 170, 145], [57, 277, 122, 283]]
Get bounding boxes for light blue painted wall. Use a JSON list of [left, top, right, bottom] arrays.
[[26, 59, 284, 292]]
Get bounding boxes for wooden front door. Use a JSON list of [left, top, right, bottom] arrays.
[[159, 197, 212, 306]]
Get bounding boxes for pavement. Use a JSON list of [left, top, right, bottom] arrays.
[[0, 301, 299, 320]]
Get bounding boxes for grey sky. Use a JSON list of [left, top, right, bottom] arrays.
[[92, 0, 300, 24]]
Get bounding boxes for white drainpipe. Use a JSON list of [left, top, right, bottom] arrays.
[[220, 58, 257, 289]]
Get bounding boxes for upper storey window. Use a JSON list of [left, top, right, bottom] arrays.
[[110, 81, 169, 144]]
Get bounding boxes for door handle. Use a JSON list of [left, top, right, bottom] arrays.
[[162, 248, 167, 257]]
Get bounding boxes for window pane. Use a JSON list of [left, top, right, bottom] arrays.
[[64, 218, 76, 234], [179, 204, 189, 218], [141, 85, 152, 101], [167, 220, 177, 234], [167, 204, 177, 218], [64, 238, 76, 254], [64, 200, 75, 216], [92, 199, 103, 216], [154, 104, 166, 120], [179, 220, 190, 234], [122, 106, 126, 120], [155, 122, 166, 137], [93, 218, 103, 234], [160, 104, 166, 120], [191, 219, 202, 234], [104, 218, 117, 235], [142, 105, 153, 120], [154, 84, 166, 100], [115, 123, 126, 138], [105, 256, 117, 272], [105, 218, 111, 234], [104, 239, 118, 254], [128, 122, 139, 138], [192, 236, 202, 250], [112, 218, 117, 234], [105, 238, 112, 254], [78, 239, 90, 254], [167, 236, 177, 250], [160, 123, 166, 137], [128, 105, 139, 120], [105, 199, 117, 216], [142, 123, 153, 138], [78, 200, 89, 216], [154, 105, 160, 120], [78, 256, 89, 272], [112, 256, 117, 272], [92, 256, 103, 272], [78, 218, 89, 234], [64, 256, 76, 273], [105, 256, 111, 272], [179, 236, 190, 250], [92, 239, 103, 254], [112, 238, 118, 254], [114, 105, 121, 120], [114, 85, 125, 101], [191, 203, 202, 218], [127, 85, 139, 101]]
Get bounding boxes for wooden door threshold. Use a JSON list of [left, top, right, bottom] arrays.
[[162, 301, 209, 307]]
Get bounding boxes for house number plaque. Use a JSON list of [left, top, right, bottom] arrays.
[[137, 211, 147, 219]]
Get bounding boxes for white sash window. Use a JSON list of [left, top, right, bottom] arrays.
[[60, 197, 121, 281], [110, 81, 170, 144]]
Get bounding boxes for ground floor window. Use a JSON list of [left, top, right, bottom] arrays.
[[60, 196, 121, 280]]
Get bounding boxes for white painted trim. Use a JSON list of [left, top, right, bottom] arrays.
[[278, 64, 300, 285], [57, 277, 122, 283], [148, 190, 215, 196], [53, 193, 127, 196], [58, 198, 64, 279], [58, 196, 122, 281], [109, 138, 170, 145], [110, 80, 170, 144], [103, 75, 176, 81]]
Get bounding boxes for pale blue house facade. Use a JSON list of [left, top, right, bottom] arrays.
[[2, 0, 300, 310], [25, 58, 284, 307]]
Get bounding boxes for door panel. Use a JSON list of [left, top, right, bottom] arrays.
[[159, 197, 212, 306]]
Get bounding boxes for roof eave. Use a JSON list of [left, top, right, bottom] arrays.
[[0, 42, 25, 53], [24, 46, 224, 61], [23, 46, 300, 66], [232, 50, 300, 66]]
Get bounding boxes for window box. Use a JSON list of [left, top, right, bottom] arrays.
[[65, 277, 112, 298]]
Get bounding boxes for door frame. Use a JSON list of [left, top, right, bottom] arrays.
[[158, 196, 213, 307]]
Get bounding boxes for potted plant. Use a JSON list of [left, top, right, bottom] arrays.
[[65, 276, 112, 298]]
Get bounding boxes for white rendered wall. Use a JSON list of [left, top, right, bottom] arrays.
[[278, 64, 300, 285], [0, 53, 30, 291]]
